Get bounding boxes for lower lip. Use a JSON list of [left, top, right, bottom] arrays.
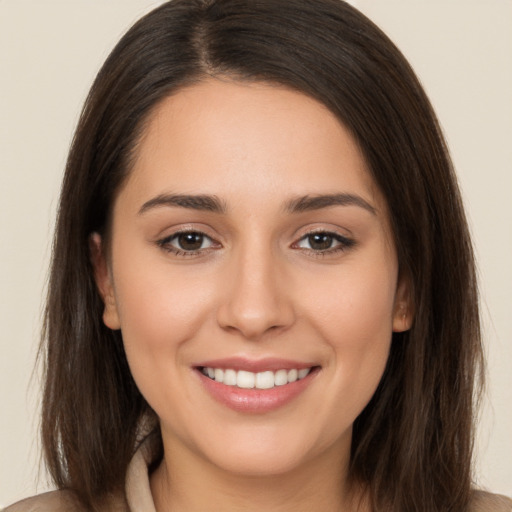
[[196, 368, 318, 414]]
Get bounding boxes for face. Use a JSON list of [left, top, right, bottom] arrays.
[[93, 79, 411, 477]]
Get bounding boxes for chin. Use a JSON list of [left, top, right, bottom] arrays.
[[207, 444, 313, 477], [188, 421, 351, 478]]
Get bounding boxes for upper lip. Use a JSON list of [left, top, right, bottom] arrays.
[[194, 357, 318, 373]]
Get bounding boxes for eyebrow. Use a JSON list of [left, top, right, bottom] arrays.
[[284, 193, 376, 215], [138, 193, 227, 215], [138, 192, 376, 216]]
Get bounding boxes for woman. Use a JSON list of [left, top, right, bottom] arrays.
[[5, 0, 511, 511]]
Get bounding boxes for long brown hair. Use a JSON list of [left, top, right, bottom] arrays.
[[41, 1, 483, 510]]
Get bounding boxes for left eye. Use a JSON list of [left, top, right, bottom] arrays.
[[164, 231, 214, 252], [296, 232, 351, 251]]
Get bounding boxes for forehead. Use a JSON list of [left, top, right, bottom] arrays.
[[123, 78, 384, 212]]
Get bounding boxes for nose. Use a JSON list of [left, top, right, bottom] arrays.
[[216, 245, 295, 341]]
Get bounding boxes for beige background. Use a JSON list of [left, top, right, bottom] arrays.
[[1, 0, 510, 506]]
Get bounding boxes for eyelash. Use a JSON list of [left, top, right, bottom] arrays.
[[157, 230, 219, 257], [156, 229, 356, 258], [293, 230, 356, 257]]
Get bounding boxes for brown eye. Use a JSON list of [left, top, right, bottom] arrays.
[[158, 230, 216, 254], [307, 233, 334, 251], [176, 232, 205, 251], [295, 231, 355, 253]]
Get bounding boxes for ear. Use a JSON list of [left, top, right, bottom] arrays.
[[89, 232, 121, 330], [392, 273, 414, 332]]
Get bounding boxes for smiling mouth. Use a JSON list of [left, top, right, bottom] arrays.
[[199, 366, 317, 390]]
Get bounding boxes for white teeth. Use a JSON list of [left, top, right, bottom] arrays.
[[255, 371, 274, 389], [224, 369, 237, 386], [274, 369, 288, 386], [298, 368, 310, 379], [237, 370, 255, 389], [202, 366, 312, 389], [214, 368, 224, 383], [287, 369, 298, 383]]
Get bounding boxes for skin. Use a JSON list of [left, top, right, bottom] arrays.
[[92, 79, 412, 511]]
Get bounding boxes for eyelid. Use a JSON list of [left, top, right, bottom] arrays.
[[291, 227, 356, 255], [156, 227, 222, 257], [154, 224, 356, 258], [169, 231, 214, 249]]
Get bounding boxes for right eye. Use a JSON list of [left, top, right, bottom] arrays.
[[157, 230, 217, 256]]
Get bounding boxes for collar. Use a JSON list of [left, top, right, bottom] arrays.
[[125, 434, 159, 512]]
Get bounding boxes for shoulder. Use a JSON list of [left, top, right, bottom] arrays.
[[469, 490, 512, 512], [3, 489, 127, 512], [3, 490, 85, 512]]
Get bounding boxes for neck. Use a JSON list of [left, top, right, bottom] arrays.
[[150, 433, 365, 512]]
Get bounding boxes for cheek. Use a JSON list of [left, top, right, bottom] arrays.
[[305, 258, 397, 346], [301, 257, 397, 405], [111, 259, 217, 389]]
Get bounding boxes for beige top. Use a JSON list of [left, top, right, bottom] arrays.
[[3, 436, 157, 512], [4, 436, 512, 511]]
